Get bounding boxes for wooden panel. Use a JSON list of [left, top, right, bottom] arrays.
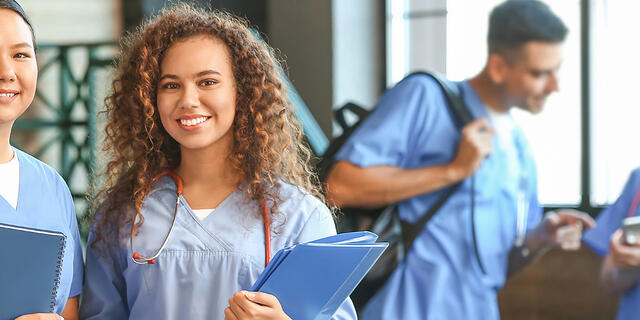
[[499, 246, 619, 320]]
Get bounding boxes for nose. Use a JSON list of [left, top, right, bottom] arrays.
[[546, 71, 559, 93], [0, 56, 16, 83], [178, 84, 199, 109]]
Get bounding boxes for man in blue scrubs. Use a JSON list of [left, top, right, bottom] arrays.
[[583, 168, 640, 320], [326, 1, 595, 319]]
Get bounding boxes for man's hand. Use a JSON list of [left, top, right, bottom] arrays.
[[535, 209, 596, 250], [224, 291, 291, 320], [448, 118, 494, 180]]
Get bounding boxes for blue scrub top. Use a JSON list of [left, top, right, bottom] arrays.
[[80, 178, 357, 319], [0, 149, 84, 314], [335, 74, 542, 319], [583, 168, 640, 320]]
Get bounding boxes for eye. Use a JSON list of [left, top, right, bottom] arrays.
[[199, 79, 217, 87], [14, 52, 30, 59], [162, 82, 180, 89]]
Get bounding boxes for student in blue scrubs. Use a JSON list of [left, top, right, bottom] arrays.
[[583, 168, 640, 320], [326, 1, 595, 319], [0, 1, 83, 319], [79, 4, 356, 320]]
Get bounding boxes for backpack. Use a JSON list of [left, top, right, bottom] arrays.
[[318, 71, 474, 311]]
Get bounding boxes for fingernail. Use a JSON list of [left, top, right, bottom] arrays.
[[244, 291, 255, 299]]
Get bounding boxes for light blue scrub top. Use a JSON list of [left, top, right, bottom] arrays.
[[0, 149, 84, 314], [335, 74, 542, 320], [583, 168, 640, 320], [80, 178, 357, 319]]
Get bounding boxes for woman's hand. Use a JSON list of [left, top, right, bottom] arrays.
[[224, 290, 291, 320], [14, 314, 62, 320]]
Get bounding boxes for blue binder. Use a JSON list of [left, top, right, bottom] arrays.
[[251, 231, 388, 320], [0, 223, 66, 320]]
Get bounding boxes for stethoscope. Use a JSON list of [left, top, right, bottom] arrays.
[[130, 170, 272, 267]]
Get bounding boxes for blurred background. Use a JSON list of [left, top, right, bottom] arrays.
[[11, 0, 640, 318]]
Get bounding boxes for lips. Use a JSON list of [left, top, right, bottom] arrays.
[[0, 90, 18, 103]]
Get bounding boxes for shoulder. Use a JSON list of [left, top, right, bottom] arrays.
[[273, 181, 332, 224], [15, 148, 72, 198]]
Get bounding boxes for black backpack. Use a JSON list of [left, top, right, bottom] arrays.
[[318, 71, 475, 311]]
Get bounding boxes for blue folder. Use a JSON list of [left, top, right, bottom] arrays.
[[251, 231, 388, 320], [0, 223, 67, 320]]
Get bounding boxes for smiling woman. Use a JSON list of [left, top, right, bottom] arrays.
[[80, 3, 357, 320], [0, 1, 84, 320]]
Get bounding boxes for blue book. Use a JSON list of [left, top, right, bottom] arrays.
[[251, 231, 388, 320], [0, 223, 66, 320]]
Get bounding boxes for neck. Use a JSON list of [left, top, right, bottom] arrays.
[[176, 137, 240, 192], [0, 124, 13, 163], [468, 69, 510, 114]]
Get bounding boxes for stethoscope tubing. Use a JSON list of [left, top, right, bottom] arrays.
[[130, 170, 272, 267]]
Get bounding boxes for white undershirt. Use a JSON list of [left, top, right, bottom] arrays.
[[192, 208, 215, 220], [0, 148, 19, 210], [488, 110, 522, 187]]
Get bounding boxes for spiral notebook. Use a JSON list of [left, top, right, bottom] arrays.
[[251, 231, 388, 320], [0, 223, 66, 320]]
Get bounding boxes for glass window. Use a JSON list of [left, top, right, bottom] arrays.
[[590, 1, 640, 205]]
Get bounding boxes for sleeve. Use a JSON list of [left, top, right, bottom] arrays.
[[295, 204, 358, 320], [78, 230, 130, 319], [334, 75, 440, 169], [583, 168, 640, 256]]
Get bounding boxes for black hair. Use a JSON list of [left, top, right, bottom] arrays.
[[0, 0, 37, 51], [488, 0, 567, 59]]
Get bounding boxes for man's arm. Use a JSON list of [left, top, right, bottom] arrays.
[[507, 210, 596, 277], [326, 119, 494, 208]]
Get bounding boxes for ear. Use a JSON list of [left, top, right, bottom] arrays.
[[487, 53, 508, 84]]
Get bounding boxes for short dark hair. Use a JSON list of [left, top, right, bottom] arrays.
[[488, 0, 567, 59], [0, 0, 37, 51]]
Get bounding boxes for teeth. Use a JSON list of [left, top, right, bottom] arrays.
[[180, 116, 208, 127], [0, 93, 16, 97]]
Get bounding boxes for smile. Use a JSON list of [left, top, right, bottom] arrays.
[[176, 116, 211, 127], [0, 93, 16, 98]]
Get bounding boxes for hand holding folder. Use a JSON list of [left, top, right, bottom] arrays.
[[251, 231, 388, 320]]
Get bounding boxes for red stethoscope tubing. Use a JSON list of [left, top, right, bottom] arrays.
[[131, 170, 271, 266]]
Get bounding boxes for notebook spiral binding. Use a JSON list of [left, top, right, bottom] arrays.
[[49, 235, 67, 312]]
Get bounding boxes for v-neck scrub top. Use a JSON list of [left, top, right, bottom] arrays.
[[80, 177, 357, 319], [0, 148, 84, 314]]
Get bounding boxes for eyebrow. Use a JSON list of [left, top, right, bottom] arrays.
[[159, 70, 222, 81], [10, 42, 33, 50]]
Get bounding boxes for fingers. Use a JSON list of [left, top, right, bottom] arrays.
[[224, 307, 239, 320], [228, 291, 249, 319], [549, 209, 596, 229], [610, 229, 640, 268], [555, 223, 582, 250], [243, 291, 280, 307]]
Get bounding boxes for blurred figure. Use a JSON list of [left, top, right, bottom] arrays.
[[584, 168, 640, 320], [326, 1, 594, 319]]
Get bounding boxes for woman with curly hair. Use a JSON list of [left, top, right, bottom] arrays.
[[79, 4, 356, 320]]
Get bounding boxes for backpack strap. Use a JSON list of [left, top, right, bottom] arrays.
[[399, 71, 474, 256]]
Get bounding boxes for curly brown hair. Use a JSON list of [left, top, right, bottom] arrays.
[[90, 3, 321, 250]]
